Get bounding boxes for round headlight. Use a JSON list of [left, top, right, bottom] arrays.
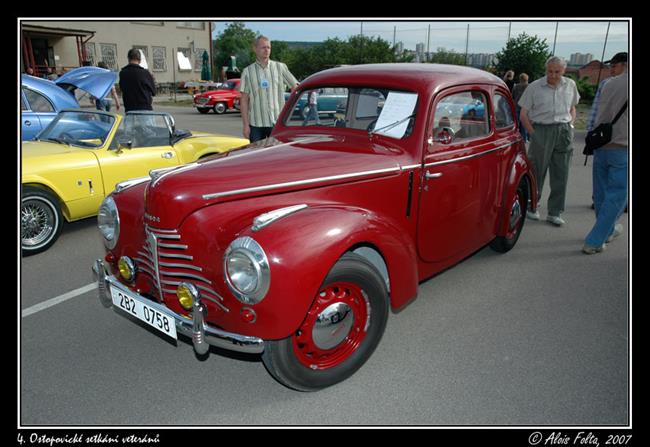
[[224, 237, 270, 304], [98, 196, 120, 249]]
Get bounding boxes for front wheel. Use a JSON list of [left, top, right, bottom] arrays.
[[21, 186, 64, 255], [490, 178, 528, 253], [262, 253, 389, 391], [214, 102, 227, 114]]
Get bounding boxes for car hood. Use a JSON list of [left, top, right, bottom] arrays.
[[144, 134, 406, 229], [55, 66, 118, 101]]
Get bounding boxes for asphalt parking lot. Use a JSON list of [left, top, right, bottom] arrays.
[[19, 105, 630, 426]]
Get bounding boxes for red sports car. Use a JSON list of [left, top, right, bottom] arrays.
[[193, 79, 240, 114], [94, 64, 537, 391]]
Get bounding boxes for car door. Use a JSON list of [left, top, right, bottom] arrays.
[[416, 87, 495, 263], [97, 113, 180, 194]]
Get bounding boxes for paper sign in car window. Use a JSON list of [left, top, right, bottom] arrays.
[[374, 92, 418, 139]]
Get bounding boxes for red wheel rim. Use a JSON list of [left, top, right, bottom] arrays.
[[293, 281, 370, 370]]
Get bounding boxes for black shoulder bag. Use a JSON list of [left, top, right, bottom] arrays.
[[583, 101, 628, 163]]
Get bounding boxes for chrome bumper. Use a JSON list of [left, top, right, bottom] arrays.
[[92, 259, 264, 355]]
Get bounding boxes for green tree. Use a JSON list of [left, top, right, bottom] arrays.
[[213, 22, 257, 81], [428, 47, 466, 66], [567, 74, 597, 101], [494, 33, 552, 81]]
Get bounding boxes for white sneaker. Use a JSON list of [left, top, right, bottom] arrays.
[[546, 215, 566, 226], [582, 244, 605, 255], [526, 210, 540, 220], [606, 224, 623, 243]]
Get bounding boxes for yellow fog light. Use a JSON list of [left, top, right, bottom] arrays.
[[177, 282, 199, 311], [118, 256, 135, 282]]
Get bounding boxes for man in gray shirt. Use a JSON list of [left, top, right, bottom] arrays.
[[519, 56, 580, 226], [582, 52, 628, 254]]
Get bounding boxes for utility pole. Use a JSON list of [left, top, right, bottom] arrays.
[[393, 25, 396, 48], [596, 21, 611, 86], [465, 23, 470, 65], [552, 22, 559, 55], [426, 24, 431, 62], [507, 21, 512, 41]]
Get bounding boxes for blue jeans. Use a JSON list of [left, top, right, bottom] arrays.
[[249, 126, 273, 143], [584, 148, 628, 247]]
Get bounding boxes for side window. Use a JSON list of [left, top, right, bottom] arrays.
[[494, 93, 515, 129], [23, 88, 55, 113], [111, 114, 171, 149], [433, 91, 490, 142]]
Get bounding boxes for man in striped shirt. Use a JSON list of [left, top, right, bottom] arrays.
[[240, 36, 299, 142]]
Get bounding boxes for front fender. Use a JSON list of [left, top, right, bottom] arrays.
[[495, 150, 538, 236], [244, 205, 419, 340]]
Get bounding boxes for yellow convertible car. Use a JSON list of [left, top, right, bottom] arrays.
[[21, 109, 249, 255]]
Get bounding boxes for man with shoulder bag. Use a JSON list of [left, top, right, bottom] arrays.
[[582, 52, 629, 254]]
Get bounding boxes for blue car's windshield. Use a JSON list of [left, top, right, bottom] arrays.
[[37, 111, 115, 148]]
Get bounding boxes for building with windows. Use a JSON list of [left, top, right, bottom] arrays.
[[21, 20, 212, 86]]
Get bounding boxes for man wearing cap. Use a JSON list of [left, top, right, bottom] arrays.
[[582, 52, 628, 254], [519, 56, 580, 226]]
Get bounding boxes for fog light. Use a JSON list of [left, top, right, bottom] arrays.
[[118, 256, 135, 282], [177, 282, 199, 311]]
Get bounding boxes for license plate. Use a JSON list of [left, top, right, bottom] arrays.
[[110, 285, 178, 340]]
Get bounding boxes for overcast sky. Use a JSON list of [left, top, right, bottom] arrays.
[[212, 20, 629, 61]]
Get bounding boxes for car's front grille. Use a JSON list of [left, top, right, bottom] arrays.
[[134, 226, 229, 313], [197, 98, 210, 105]]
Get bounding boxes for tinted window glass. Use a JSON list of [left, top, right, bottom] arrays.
[[494, 93, 515, 128], [433, 91, 489, 141], [23, 88, 55, 113]]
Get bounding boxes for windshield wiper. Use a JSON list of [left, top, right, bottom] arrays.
[[368, 114, 415, 137]]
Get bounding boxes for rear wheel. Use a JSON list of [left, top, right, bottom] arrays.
[[262, 253, 389, 391], [21, 186, 64, 255], [490, 178, 528, 253]]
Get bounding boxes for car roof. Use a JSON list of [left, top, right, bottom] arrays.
[[21, 74, 79, 109], [301, 63, 506, 95]]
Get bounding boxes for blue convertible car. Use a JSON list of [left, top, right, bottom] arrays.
[[21, 67, 118, 140]]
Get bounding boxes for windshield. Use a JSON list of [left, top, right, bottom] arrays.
[[37, 111, 116, 148], [284, 87, 418, 139]]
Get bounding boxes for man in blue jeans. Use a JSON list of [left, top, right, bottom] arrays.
[[583, 52, 628, 254]]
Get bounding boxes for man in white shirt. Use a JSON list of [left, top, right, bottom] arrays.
[[519, 56, 580, 226]]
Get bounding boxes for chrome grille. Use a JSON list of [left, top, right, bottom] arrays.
[[134, 226, 229, 313]]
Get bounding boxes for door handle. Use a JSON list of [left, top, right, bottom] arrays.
[[161, 152, 174, 159], [425, 171, 443, 179], [24, 120, 31, 126]]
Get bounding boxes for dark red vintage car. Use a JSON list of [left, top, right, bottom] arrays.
[[193, 78, 240, 114], [93, 64, 537, 391]]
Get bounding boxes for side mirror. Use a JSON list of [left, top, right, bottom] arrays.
[[171, 129, 192, 145], [117, 139, 133, 150]]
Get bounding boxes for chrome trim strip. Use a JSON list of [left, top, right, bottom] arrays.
[[423, 141, 514, 168], [114, 176, 149, 194], [158, 269, 213, 284], [159, 253, 193, 260], [252, 204, 308, 232], [159, 261, 202, 271], [158, 243, 189, 250], [203, 166, 401, 200], [156, 234, 181, 240]]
